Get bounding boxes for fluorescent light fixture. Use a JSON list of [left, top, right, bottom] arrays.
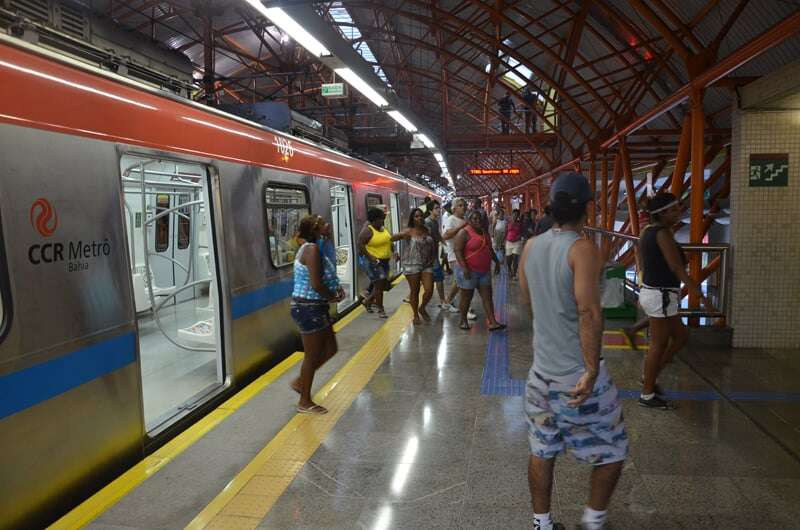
[[433, 152, 444, 162], [387, 110, 417, 132], [335, 67, 389, 107], [415, 133, 435, 149], [243, 2, 330, 57]]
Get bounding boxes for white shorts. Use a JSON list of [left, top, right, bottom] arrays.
[[505, 240, 523, 255], [639, 286, 680, 318]]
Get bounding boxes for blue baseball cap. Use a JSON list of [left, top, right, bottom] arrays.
[[550, 171, 593, 205]]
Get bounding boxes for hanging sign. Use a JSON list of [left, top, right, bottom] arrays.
[[321, 83, 346, 98], [749, 154, 789, 187], [467, 168, 521, 176]]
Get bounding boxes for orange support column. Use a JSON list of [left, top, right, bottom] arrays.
[[672, 115, 691, 197], [601, 155, 608, 229], [619, 139, 640, 236], [689, 88, 706, 324], [588, 155, 597, 227]]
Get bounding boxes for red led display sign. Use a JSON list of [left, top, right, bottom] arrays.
[[467, 168, 521, 175]]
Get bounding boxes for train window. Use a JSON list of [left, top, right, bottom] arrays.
[[365, 193, 382, 211], [264, 184, 310, 268], [177, 194, 191, 250], [155, 193, 170, 253]]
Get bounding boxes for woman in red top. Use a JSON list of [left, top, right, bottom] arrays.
[[504, 209, 524, 280], [453, 211, 505, 331]]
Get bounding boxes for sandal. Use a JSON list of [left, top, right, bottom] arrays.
[[297, 404, 328, 415], [362, 300, 374, 313], [488, 323, 507, 332], [459, 322, 471, 330], [377, 309, 388, 318]]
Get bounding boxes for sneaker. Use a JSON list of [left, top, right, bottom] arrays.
[[467, 310, 477, 320], [447, 304, 461, 314], [638, 394, 675, 410], [534, 522, 565, 530]]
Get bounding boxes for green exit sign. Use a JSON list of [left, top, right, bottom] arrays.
[[749, 153, 789, 187], [321, 83, 346, 98]]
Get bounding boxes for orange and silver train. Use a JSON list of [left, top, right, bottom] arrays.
[[0, 34, 432, 528]]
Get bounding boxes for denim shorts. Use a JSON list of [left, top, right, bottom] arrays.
[[432, 262, 444, 282], [404, 264, 433, 275], [366, 259, 390, 281], [290, 299, 333, 335], [454, 265, 491, 290]]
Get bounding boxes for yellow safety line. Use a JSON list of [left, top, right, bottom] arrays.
[[49, 305, 365, 530], [186, 304, 414, 530], [602, 330, 649, 350]]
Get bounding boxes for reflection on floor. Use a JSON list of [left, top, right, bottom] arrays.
[[138, 295, 219, 429], [257, 273, 800, 530], [86, 272, 800, 530]]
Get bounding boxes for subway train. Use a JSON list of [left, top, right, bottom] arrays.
[[0, 34, 434, 528]]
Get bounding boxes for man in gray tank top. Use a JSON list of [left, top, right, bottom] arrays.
[[518, 172, 628, 530]]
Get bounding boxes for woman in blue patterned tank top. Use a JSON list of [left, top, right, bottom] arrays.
[[290, 215, 344, 415]]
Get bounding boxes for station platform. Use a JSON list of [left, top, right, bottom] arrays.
[[55, 274, 800, 530]]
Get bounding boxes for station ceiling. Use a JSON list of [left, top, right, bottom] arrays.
[[99, 0, 800, 197]]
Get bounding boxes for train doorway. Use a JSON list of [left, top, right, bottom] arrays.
[[390, 193, 402, 274], [119, 155, 225, 433], [330, 184, 355, 312]]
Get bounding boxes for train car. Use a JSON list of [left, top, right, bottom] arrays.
[[0, 34, 434, 529]]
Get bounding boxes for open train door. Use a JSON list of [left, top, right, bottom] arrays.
[[119, 154, 225, 434]]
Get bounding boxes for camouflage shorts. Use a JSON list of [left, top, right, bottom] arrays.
[[524, 362, 628, 465]]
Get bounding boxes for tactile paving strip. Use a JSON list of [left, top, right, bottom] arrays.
[[186, 304, 414, 529]]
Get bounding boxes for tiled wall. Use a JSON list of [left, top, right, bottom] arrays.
[[730, 109, 800, 348]]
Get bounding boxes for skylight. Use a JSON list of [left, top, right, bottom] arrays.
[[329, 2, 391, 86]]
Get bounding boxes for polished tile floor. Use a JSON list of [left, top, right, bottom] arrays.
[[256, 273, 800, 530], [87, 272, 800, 530]]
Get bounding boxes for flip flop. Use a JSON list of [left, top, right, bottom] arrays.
[[377, 310, 388, 318], [297, 404, 328, 415], [488, 323, 507, 332], [362, 300, 374, 313]]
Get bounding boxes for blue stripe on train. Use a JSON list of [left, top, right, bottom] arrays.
[[230, 279, 294, 320], [0, 281, 292, 420], [0, 332, 136, 421]]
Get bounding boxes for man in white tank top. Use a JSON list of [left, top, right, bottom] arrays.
[[518, 173, 628, 530]]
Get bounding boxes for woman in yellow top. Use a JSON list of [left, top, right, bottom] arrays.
[[358, 207, 400, 318]]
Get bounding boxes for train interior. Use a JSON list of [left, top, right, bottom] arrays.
[[120, 155, 224, 433], [329, 184, 355, 312]]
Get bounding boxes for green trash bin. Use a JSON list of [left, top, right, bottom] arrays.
[[602, 266, 637, 319]]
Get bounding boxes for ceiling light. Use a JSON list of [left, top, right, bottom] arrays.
[[433, 152, 444, 162], [387, 110, 417, 132], [243, 2, 331, 57], [335, 67, 389, 107], [415, 133, 435, 149]]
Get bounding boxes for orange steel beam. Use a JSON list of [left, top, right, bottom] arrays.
[[619, 139, 641, 236], [681, 256, 721, 299], [670, 115, 692, 196], [649, 0, 704, 51], [601, 155, 609, 229], [602, 11, 800, 147], [688, 88, 706, 323], [589, 155, 597, 227], [627, 0, 693, 62]]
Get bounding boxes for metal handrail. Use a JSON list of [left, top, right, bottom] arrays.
[[583, 225, 729, 321]]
